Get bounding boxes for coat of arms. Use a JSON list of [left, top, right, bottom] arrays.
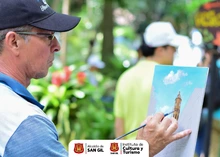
[[110, 142, 119, 152], [74, 143, 84, 154]]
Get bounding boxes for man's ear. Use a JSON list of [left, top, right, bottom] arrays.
[[4, 32, 20, 56]]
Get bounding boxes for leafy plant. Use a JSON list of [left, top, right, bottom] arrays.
[[28, 65, 115, 148]]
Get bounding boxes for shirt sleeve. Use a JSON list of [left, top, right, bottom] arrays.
[[3, 115, 68, 157]]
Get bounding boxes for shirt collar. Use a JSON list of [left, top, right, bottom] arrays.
[[0, 73, 44, 110]]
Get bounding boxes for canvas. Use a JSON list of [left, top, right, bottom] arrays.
[[147, 65, 209, 157]]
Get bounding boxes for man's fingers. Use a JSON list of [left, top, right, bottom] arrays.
[[169, 129, 192, 143], [140, 115, 153, 126], [160, 117, 172, 130], [151, 112, 165, 123], [165, 117, 192, 143], [166, 117, 178, 135]]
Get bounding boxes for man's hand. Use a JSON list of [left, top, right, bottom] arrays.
[[136, 112, 191, 157]]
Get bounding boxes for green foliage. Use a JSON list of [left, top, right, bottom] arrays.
[[114, 26, 136, 40], [28, 66, 115, 148]]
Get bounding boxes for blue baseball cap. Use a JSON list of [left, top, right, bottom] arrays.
[[0, 0, 80, 32]]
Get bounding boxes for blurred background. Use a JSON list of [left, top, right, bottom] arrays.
[[27, 0, 220, 156]]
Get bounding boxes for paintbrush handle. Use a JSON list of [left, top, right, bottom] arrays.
[[115, 124, 146, 140]]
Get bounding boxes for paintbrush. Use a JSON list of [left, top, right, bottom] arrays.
[[115, 110, 174, 140]]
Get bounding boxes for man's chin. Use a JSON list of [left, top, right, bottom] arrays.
[[34, 71, 48, 79]]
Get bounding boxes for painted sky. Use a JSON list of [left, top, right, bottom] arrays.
[[151, 65, 209, 114]]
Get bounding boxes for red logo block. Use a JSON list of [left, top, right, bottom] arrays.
[[74, 143, 84, 154]]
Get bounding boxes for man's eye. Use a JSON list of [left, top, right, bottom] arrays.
[[48, 35, 54, 40]]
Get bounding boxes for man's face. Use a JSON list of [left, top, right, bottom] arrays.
[[161, 45, 176, 65], [20, 27, 61, 79]]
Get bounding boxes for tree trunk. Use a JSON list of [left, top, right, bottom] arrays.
[[60, 0, 70, 66], [101, 0, 114, 66]]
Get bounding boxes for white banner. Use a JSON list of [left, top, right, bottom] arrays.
[[69, 140, 149, 157]]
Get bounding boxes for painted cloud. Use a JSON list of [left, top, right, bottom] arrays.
[[163, 70, 188, 85]]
